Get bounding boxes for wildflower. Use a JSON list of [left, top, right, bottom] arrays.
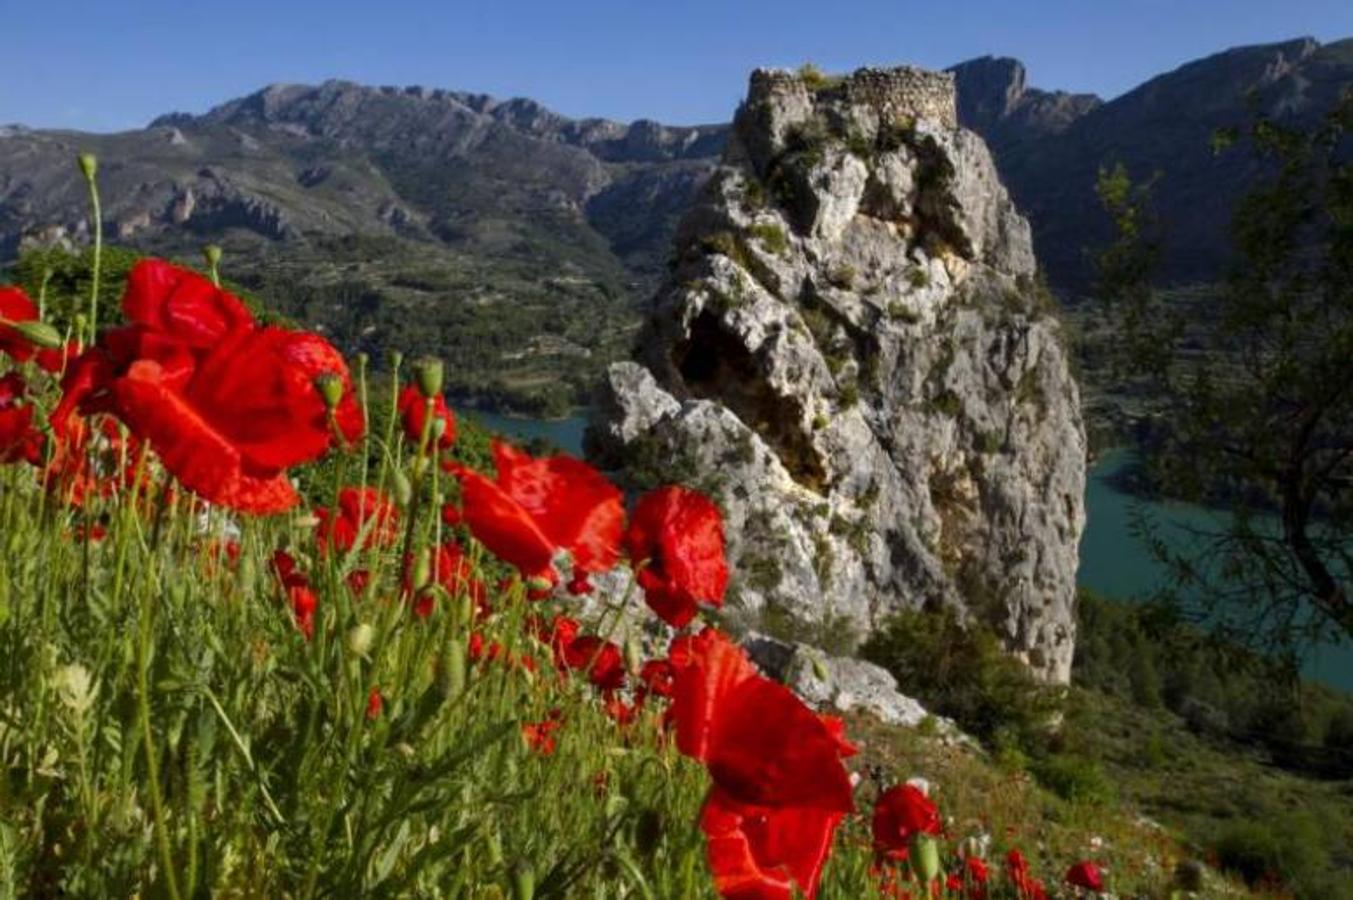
[[1005, 848, 1047, 900], [452, 441, 623, 587], [53, 259, 363, 514], [398, 384, 456, 450], [701, 789, 846, 900], [637, 658, 677, 701], [0, 373, 43, 466], [271, 549, 307, 590], [622, 485, 728, 627], [872, 784, 941, 861], [365, 688, 383, 720], [53, 663, 97, 715], [963, 855, 990, 898], [670, 628, 854, 900], [315, 486, 398, 553], [563, 636, 627, 693], [0, 287, 46, 364], [522, 710, 562, 754], [289, 585, 317, 639], [529, 614, 580, 670], [1065, 860, 1103, 892]]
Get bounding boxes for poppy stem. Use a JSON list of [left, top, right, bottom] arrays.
[[78, 153, 102, 344], [137, 574, 183, 900], [398, 396, 436, 584]]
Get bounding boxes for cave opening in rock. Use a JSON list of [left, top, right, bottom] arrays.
[[674, 310, 829, 491]]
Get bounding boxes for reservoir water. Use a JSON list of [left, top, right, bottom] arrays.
[[472, 412, 1351, 691]]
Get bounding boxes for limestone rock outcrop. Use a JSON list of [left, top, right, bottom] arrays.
[[588, 66, 1086, 683]]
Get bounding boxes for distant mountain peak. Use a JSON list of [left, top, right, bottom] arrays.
[[947, 55, 1101, 144]]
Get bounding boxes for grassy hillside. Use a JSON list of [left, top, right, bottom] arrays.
[[0, 241, 1296, 897]]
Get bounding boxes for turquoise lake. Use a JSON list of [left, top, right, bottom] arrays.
[[472, 412, 1351, 691]]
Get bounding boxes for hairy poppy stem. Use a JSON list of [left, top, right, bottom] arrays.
[[398, 396, 437, 579], [138, 579, 183, 900], [78, 153, 101, 344]]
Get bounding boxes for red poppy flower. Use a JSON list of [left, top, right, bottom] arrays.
[[622, 485, 728, 627], [522, 710, 563, 755], [529, 614, 581, 670], [290, 585, 318, 639], [1065, 861, 1103, 892], [1006, 849, 1047, 900], [638, 658, 678, 701], [452, 441, 623, 585], [365, 688, 384, 720], [0, 373, 43, 466], [872, 784, 941, 861], [56, 259, 363, 514], [316, 486, 398, 554], [346, 569, 371, 595], [121, 259, 256, 349], [271, 549, 305, 589], [397, 384, 456, 450], [701, 787, 846, 900], [670, 629, 854, 900], [963, 855, 990, 898], [604, 696, 641, 726], [0, 287, 42, 364], [563, 636, 627, 693]]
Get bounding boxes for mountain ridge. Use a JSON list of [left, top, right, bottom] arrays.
[[1, 36, 1349, 411]]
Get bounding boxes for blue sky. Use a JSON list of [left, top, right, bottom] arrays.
[[3, 0, 1351, 131]]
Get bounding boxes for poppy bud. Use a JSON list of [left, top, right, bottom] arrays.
[[456, 592, 475, 629], [347, 623, 375, 657], [440, 640, 467, 699], [237, 549, 257, 589], [430, 416, 447, 441], [486, 829, 504, 867], [525, 574, 553, 594], [356, 351, 369, 370], [411, 548, 432, 591], [392, 470, 413, 506], [387, 349, 403, 370], [912, 834, 941, 884], [77, 152, 97, 181], [12, 320, 64, 349], [624, 637, 642, 675], [412, 357, 444, 399], [510, 862, 535, 900], [203, 244, 223, 269], [313, 372, 344, 411]]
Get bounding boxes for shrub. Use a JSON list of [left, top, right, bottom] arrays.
[[861, 608, 1061, 750], [1031, 754, 1115, 807], [748, 222, 788, 256]]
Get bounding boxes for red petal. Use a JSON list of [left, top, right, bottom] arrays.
[[707, 677, 855, 812], [113, 359, 297, 513], [671, 628, 758, 762], [456, 466, 557, 577]]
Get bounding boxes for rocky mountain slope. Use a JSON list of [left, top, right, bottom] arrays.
[[2, 38, 1347, 411], [950, 37, 1353, 289], [0, 81, 728, 410], [588, 66, 1086, 683]]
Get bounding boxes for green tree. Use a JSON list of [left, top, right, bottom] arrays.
[[1095, 92, 1353, 657]]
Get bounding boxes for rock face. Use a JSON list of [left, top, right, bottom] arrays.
[[589, 66, 1087, 683]]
